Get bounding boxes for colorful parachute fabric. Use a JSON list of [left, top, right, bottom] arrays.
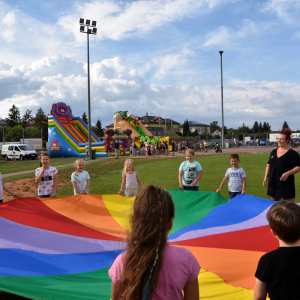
[[0, 191, 276, 300]]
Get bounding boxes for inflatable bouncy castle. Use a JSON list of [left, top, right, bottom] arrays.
[[48, 102, 107, 158]]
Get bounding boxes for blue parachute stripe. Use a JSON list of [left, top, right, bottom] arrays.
[[0, 249, 122, 276], [168, 194, 273, 240]]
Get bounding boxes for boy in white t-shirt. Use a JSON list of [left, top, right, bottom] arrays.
[[0, 172, 19, 203], [35, 153, 58, 198], [216, 153, 246, 199]]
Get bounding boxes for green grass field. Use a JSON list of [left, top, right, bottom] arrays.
[[53, 154, 300, 202], [2, 153, 300, 202]]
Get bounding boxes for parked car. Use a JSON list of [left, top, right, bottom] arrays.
[[1, 144, 37, 161], [260, 138, 268, 145]]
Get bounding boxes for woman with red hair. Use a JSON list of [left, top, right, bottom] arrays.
[[263, 128, 300, 202]]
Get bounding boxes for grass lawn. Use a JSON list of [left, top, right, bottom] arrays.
[[0, 157, 106, 175], [54, 153, 300, 202]]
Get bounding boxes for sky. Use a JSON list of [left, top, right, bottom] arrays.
[[0, 0, 300, 131]]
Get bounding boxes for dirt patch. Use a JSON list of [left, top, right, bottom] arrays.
[[3, 176, 72, 202]]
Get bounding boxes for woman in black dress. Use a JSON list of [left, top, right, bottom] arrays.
[[263, 128, 300, 202]]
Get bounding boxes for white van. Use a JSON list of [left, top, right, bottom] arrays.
[[1, 144, 37, 161]]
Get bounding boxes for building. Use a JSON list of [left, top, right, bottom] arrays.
[[212, 129, 222, 136], [0, 118, 8, 128], [179, 121, 210, 134], [24, 117, 48, 130], [106, 113, 180, 137]]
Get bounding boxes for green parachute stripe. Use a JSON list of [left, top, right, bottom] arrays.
[[0, 268, 111, 300]]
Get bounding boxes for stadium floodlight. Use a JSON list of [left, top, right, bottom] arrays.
[[79, 18, 97, 160]]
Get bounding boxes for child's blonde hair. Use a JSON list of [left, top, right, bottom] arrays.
[[185, 149, 194, 156], [122, 159, 134, 176], [74, 159, 85, 176]]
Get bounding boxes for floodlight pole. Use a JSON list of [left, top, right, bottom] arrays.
[[87, 32, 92, 160], [219, 51, 224, 149], [80, 19, 97, 160]]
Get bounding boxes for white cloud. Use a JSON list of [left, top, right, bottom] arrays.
[[0, 11, 17, 43], [58, 0, 234, 42], [152, 48, 193, 78], [1, 54, 300, 130], [262, 0, 300, 25], [203, 19, 258, 47]]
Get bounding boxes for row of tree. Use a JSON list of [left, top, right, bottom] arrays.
[[178, 119, 292, 140], [1, 105, 104, 143]]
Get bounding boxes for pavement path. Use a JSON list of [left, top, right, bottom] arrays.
[[2, 146, 291, 179]]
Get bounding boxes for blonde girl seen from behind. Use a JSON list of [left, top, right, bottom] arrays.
[[71, 159, 90, 195], [109, 186, 200, 300], [118, 159, 145, 197]]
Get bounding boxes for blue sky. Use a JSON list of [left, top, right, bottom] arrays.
[[0, 0, 300, 131]]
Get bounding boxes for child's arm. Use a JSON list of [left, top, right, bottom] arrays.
[[118, 174, 126, 195], [183, 278, 199, 300], [189, 171, 202, 187], [2, 180, 19, 198], [179, 170, 184, 189], [216, 177, 228, 193], [242, 177, 246, 194], [253, 278, 267, 300], [72, 181, 82, 194], [136, 172, 145, 189], [50, 174, 58, 198], [263, 164, 270, 187], [84, 179, 90, 194], [35, 168, 44, 184]]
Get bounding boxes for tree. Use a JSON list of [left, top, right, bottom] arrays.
[[252, 121, 259, 133], [263, 122, 271, 132], [5, 125, 23, 142], [82, 112, 88, 124], [22, 109, 32, 127], [210, 121, 220, 133], [191, 129, 199, 137], [258, 122, 263, 132], [92, 119, 104, 137], [6, 104, 21, 127], [282, 121, 289, 130], [182, 120, 189, 133], [34, 107, 48, 140]]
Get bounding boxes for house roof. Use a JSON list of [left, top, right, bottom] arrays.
[[106, 115, 180, 128], [0, 119, 8, 126], [24, 117, 48, 127], [180, 121, 210, 128]]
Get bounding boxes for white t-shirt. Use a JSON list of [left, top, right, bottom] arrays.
[[0, 173, 3, 200], [71, 170, 90, 194], [35, 166, 58, 196], [225, 167, 246, 192]]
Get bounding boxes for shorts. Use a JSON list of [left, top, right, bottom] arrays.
[[38, 194, 51, 198], [183, 185, 199, 191], [267, 185, 295, 199], [229, 191, 241, 199], [125, 189, 138, 197]]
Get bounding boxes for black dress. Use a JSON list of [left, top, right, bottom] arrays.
[[267, 149, 300, 198]]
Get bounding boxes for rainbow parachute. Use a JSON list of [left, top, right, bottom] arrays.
[[0, 191, 276, 299]]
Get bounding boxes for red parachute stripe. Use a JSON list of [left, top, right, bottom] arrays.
[[171, 225, 278, 252], [0, 198, 120, 241]]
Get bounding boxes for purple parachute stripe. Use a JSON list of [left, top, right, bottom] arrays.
[[0, 217, 126, 254]]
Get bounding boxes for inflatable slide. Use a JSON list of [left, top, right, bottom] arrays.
[[48, 102, 107, 158]]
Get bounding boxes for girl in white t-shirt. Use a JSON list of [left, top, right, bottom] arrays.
[[71, 159, 90, 195], [35, 153, 58, 198], [118, 159, 145, 197], [0, 172, 19, 203], [109, 186, 200, 300]]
